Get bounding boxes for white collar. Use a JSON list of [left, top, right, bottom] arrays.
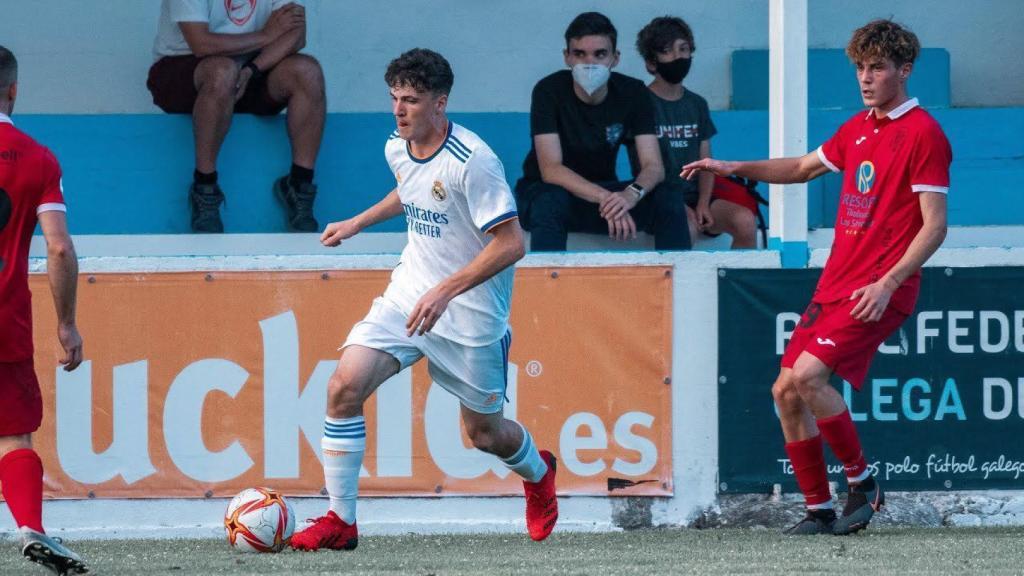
[[0, 112, 12, 126], [866, 97, 919, 121]]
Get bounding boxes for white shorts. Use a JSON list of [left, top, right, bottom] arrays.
[[343, 298, 511, 414]]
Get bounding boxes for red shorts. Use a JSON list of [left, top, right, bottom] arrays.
[[146, 55, 286, 115], [781, 297, 908, 390], [0, 358, 43, 436]]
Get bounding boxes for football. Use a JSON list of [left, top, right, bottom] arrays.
[[224, 487, 296, 553]]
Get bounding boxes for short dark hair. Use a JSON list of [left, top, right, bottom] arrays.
[[565, 12, 617, 51], [0, 45, 17, 91], [385, 48, 454, 95], [636, 16, 695, 64], [846, 19, 920, 67]]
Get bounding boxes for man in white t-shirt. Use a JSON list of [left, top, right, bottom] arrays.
[[146, 0, 325, 234], [289, 49, 558, 551]]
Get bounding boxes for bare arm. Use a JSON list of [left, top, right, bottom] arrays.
[[681, 150, 831, 184], [321, 189, 403, 246], [631, 134, 665, 192], [534, 134, 614, 204], [251, 7, 306, 72], [38, 211, 83, 371], [850, 192, 947, 321], [406, 219, 526, 336], [177, 4, 303, 58]]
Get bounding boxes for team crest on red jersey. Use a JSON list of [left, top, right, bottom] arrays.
[[225, 0, 258, 26], [856, 161, 876, 195]]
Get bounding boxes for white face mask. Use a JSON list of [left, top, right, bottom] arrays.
[[572, 63, 610, 96]]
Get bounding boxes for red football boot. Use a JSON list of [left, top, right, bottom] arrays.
[[289, 510, 358, 551], [523, 450, 558, 541]]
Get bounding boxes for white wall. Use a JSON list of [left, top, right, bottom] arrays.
[[1, 0, 1020, 114]]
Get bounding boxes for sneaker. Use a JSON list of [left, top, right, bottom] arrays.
[[523, 450, 558, 541], [833, 477, 884, 535], [783, 508, 836, 535], [274, 176, 319, 232], [189, 182, 225, 233], [289, 510, 358, 551], [20, 528, 90, 575]]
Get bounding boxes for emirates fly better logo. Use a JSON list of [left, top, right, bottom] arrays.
[[225, 0, 258, 26]]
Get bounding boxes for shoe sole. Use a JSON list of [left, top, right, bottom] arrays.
[[291, 536, 357, 552], [23, 542, 89, 574]]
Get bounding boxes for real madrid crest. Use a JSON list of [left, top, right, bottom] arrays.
[[431, 180, 447, 202]]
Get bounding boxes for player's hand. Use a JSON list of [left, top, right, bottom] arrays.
[[606, 212, 637, 241], [599, 190, 636, 221], [57, 323, 83, 372], [234, 66, 253, 102], [264, 3, 304, 40], [321, 219, 361, 247], [680, 158, 734, 181], [849, 277, 899, 322], [407, 285, 454, 336], [695, 201, 715, 231]]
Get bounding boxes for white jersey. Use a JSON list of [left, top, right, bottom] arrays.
[[153, 0, 299, 59], [381, 122, 519, 347]]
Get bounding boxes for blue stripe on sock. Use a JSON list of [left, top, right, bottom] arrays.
[[325, 431, 366, 439], [504, 429, 533, 466], [324, 422, 365, 430]]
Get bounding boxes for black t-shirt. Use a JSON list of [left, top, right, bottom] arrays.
[[520, 70, 656, 184], [628, 88, 716, 203]]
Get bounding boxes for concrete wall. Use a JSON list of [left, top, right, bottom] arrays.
[[1, 0, 1021, 113]]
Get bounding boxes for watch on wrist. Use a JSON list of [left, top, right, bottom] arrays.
[[627, 182, 646, 201]]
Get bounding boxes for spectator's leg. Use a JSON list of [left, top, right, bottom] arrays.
[[684, 206, 699, 247], [192, 57, 239, 174], [266, 54, 326, 171], [520, 182, 572, 252], [708, 199, 758, 249], [648, 184, 691, 250]]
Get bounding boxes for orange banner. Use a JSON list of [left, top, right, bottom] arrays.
[[28, 267, 672, 498]]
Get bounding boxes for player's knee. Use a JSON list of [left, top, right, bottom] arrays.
[[196, 57, 237, 98], [771, 376, 801, 409], [326, 372, 364, 416], [791, 365, 827, 398]]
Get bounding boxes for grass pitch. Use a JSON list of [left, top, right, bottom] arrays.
[[2, 527, 1022, 575]]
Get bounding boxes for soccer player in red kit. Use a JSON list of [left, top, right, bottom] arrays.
[[0, 46, 89, 573], [681, 20, 950, 535]]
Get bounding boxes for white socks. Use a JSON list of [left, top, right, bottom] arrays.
[[322, 416, 366, 525], [501, 422, 548, 483]]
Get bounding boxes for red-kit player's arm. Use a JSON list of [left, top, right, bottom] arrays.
[[36, 150, 82, 371], [850, 125, 952, 322]]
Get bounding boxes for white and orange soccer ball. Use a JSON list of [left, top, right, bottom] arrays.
[[224, 487, 296, 553]]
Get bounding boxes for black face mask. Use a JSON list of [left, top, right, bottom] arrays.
[[656, 56, 692, 84]]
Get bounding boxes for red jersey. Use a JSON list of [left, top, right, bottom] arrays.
[[0, 113, 66, 362], [814, 98, 951, 315]]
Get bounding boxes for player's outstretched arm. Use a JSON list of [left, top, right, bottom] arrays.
[[38, 210, 82, 371], [680, 151, 830, 185], [321, 188, 402, 247], [850, 192, 947, 322], [406, 219, 525, 336]]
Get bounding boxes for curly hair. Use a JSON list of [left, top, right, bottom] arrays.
[[636, 16, 694, 64], [846, 19, 920, 67], [385, 48, 454, 95]]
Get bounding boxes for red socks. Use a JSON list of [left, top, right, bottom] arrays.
[[0, 448, 45, 532], [784, 435, 831, 507], [817, 410, 869, 481]]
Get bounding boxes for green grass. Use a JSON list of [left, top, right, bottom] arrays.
[[3, 527, 1023, 575]]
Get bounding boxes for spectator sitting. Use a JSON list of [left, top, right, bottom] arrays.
[[634, 16, 757, 249], [147, 0, 325, 233], [516, 12, 690, 252]]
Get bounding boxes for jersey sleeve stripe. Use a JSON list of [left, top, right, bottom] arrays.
[[911, 184, 948, 194], [480, 211, 518, 233], [444, 143, 468, 163], [816, 146, 840, 173], [36, 203, 67, 214], [448, 135, 472, 156]]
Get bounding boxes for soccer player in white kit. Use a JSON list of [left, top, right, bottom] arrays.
[[290, 48, 558, 551]]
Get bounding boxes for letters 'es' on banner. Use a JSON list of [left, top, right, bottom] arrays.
[[28, 267, 673, 499]]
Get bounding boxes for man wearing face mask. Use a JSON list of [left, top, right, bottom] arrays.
[[634, 16, 757, 249], [515, 12, 673, 251]]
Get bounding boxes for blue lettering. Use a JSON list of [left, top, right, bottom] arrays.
[[872, 379, 898, 421], [935, 378, 966, 420], [902, 378, 932, 421]]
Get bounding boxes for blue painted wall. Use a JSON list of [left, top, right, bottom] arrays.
[[17, 107, 1024, 234]]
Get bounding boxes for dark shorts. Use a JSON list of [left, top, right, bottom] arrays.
[[146, 55, 286, 115], [781, 297, 908, 390], [0, 358, 43, 436]]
